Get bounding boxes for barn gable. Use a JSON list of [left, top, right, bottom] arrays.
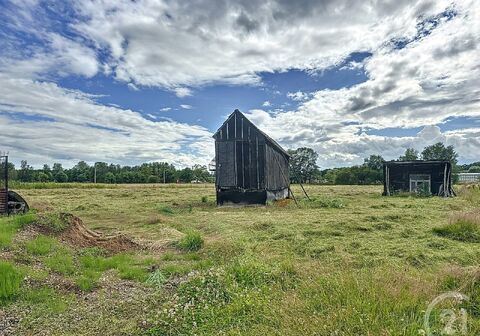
[[213, 110, 290, 205]]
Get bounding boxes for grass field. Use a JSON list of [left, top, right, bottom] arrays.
[[1, 184, 479, 335]]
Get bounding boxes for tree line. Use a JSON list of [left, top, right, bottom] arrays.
[[4, 142, 476, 185], [289, 142, 471, 185], [7, 161, 213, 184]]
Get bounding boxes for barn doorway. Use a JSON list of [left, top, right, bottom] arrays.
[[409, 174, 431, 193]]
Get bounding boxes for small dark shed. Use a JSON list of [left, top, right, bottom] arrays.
[[383, 160, 454, 197], [213, 109, 290, 205]]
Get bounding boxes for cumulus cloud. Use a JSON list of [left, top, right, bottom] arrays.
[[241, 1, 480, 167], [173, 87, 193, 98], [262, 101, 272, 107], [0, 74, 213, 167]]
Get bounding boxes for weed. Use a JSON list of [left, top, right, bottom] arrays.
[[201, 195, 208, 203], [0, 261, 22, 304], [75, 270, 100, 291], [37, 212, 68, 232], [146, 269, 167, 289], [307, 196, 345, 208], [177, 231, 204, 251]]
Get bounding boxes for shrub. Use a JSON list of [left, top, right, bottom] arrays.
[[201, 195, 208, 203], [0, 261, 22, 304], [433, 212, 480, 243], [25, 235, 58, 255], [177, 231, 204, 251]]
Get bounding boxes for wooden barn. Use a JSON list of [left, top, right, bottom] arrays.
[[0, 155, 7, 215], [213, 109, 290, 205], [383, 160, 454, 197]]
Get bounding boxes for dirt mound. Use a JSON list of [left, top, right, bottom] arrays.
[[48, 213, 141, 253]]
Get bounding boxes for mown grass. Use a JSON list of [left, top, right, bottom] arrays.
[[2, 184, 480, 335]]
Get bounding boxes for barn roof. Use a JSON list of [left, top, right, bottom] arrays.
[[213, 109, 290, 158], [384, 160, 450, 166]]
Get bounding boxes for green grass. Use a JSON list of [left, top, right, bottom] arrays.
[[0, 213, 36, 248], [25, 235, 58, 255], [0, 261, 22, 305], [433, 212, 480, 242], [2, 184, 479, 335], [177, 231, 204, 251]]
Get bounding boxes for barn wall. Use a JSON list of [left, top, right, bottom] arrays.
[[265, 144, 289, 191], [384, 162, 452, 196], [215, 112, 266, 190]]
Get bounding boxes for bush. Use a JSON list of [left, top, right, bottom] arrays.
[[433, 212, 480, 242], [201, 196, 208, 203], [0, 261, 22, 304], [177, 231, 204, 251]]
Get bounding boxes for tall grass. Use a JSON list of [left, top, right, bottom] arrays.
[[0, 261, 22, 304], [433, 211, 480, 242]]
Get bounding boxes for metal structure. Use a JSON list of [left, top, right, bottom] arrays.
[[458, 173, 480, 183], [0, 154, 29, 215], [0, 155, 7, 215], [213, 109, 290, 205], [383, 160, 454, 197]]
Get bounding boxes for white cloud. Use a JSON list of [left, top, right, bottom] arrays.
[[173, 87, 192, 98], [159, 107, 172, 112], [64, 0, 451, 88], [262, 101, 272, 107], [0, 74, 213, 167], [240, 1, 480, 167], [287, 91, 311, 101], [127, 83, 140, 91], [180, 104, 192, 109]]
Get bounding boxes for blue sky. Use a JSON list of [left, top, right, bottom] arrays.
[[0, 0, 479, 168]]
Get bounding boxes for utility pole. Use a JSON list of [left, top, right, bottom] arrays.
[[94, 163, 97, 184], [163, 170, 166, 184]]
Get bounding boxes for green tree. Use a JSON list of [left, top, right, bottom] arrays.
[[399, 148, 419, 161], [288, 147, 319, 183], [177, 168, 194, 183], [105, 172, 116, 184], [54, 171, 68, 183], [421, 142, 458, 165], [468, 166, 480, 173], [363, 155, 385, 171]]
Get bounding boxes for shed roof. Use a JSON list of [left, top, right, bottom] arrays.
[[384, 160, 450, 167], [213, 109, 290, 158]]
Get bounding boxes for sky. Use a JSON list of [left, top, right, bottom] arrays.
[[0, 0, 479, 169]]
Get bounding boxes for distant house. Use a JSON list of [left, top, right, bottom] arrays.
[[383, 161, 454, 197], [213, 109, 290, 205]]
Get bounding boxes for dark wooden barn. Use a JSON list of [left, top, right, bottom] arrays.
[[383, 160, 454, 197], [213, 110, 290, 205]]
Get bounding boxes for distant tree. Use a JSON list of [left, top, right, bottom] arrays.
[[399, 148, 419, 161], [192, 164, 212, 182], [147, 175, 159, 183], [36, 172, 50, 182], [468, 166, 480, 173], [288, 147, 319, 183], [363, 155, 385, 171], [335, 169, 354, 185], [17, 160, 34, 182], [105, 172, 116, 184], [54, 171, 68, 183], [421, 142, 458, 165], [177, 168, 194, 183]]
